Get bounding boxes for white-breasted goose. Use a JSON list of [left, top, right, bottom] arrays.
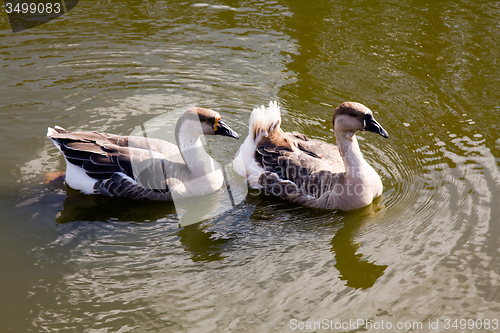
[[48, 107, 239, 200]]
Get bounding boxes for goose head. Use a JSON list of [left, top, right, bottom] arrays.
[[332, 102, 389, 140], [176, 107, 239, 139]]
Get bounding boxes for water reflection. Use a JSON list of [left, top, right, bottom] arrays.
[[250, 192, 389, 289], [177, 224, 227, 262], [331, 201, 388, 289], [54, 187, 177, 224], [54, 183, 232, 263]]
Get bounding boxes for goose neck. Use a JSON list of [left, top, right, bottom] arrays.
[[176, 122, 219, 176], [335, 131, 370, 178]]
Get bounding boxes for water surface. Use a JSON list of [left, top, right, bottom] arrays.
[[1, 0, 500, 332]]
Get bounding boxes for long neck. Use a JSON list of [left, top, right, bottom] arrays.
[[335, 130, 371, 179], [176, 122, 220, 176]]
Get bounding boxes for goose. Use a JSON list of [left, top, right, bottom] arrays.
[[233, 101, 389, 210], [47, 107, 239, 200]]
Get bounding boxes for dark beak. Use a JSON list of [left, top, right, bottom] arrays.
[[364, 114, 389, 138], [214, 119, 239, 139]]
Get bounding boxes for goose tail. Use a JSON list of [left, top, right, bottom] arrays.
[[47, 126, 68, 150], [47, 126, 68, 136], [249, 101, 281, 141], [233, 101, 281, 186]]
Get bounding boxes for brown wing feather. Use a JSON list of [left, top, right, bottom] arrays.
[[96, 173, 172, 200], [290, 136, 345, 174], [255, 130, 346, 199]]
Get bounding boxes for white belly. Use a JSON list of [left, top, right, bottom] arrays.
[[64, 160, 97, 194]]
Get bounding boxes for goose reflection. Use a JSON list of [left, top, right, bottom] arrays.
[[331, 200, 388, 289], [249, 192, 388, 289], [53, 185, 229, 262], [54, 187, 177, 224], [177, 223, 227, 262]]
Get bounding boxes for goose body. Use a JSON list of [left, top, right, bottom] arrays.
[[234, 101, 389, 210], [48, 107, 239, 200]]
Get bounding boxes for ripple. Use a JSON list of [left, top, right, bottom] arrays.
[[4, 0, 500, 331]]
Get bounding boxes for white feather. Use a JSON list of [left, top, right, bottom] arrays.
[[248, 100, 281, 140], [64, 160, 97, 194], [48, 127, 98, 194], [233, 101, 282, 188]]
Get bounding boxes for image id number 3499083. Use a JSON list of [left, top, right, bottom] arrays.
[[4, 1, 62, 14], [443, 318, 498, 330]]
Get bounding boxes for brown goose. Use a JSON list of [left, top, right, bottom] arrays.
[[47, 107, 239, 200], [233, 101, 389, 210]]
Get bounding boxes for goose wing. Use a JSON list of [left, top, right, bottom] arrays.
[[255, 131, 346, 200], [48, 127, 186, 200], [288, 132, 345, 173]]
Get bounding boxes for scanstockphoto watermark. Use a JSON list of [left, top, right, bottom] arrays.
[[3, 0, 79, 33], [290, 319, 424, 331], [289, 318, 499, 331]]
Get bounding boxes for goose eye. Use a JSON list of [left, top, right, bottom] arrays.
[[201, 118, 208, 122]]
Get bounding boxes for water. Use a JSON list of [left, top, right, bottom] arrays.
[[1, 0, 500, 332]]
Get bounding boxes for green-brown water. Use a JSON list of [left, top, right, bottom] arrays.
[[1, 1, 500, 332]]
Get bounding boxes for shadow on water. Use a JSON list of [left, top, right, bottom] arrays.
[[331, 199, 388, 290], [177, 224, 227, 262], [54, 187, 177, 224], [250, 190, 389, 289], [53, 185, 231, 262]]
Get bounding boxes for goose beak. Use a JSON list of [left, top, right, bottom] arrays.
[[214, 119, 239, 139], [364, 114, 389, 138]]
